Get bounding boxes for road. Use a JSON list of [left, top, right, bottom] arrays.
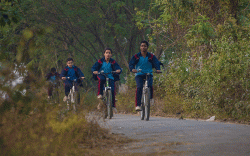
[[97, 114, 250, 156]]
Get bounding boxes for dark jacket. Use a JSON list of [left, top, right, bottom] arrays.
[[129, 52, 161, 71], [45, 72, 60, 81], [60, 66, 84, 84], [91, 57, 122, 81]]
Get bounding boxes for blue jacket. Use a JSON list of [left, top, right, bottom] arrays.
[[129, 52, 161, 72], [60, 66, 84, 83], [91, 57, 122, 81]]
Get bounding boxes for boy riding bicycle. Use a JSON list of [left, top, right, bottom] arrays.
[[45, 67, 60, 99], [91, 48, 122, 109], [129, 40, 161, 111], [60, 58, 85, 102]]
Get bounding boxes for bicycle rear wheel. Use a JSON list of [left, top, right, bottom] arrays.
[[107, 90, 112, 119], [145, 88, 150, 121]]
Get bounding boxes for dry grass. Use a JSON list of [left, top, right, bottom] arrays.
[[116, 88, 136, 114], [0, 74, 132, 155]]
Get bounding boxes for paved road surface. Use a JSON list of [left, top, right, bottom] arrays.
[[98, 114, 250, 156]]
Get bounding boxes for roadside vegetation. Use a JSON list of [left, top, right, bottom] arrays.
[[116, 1, 250, 124], [1, 0, 250, 155], [0, 68, 131, 155], [117, 2, 250, 123]]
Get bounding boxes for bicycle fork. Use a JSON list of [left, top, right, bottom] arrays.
[[66, 85, 75, 110], [71, 86, 75, 103], [105, 78, 111, 104]]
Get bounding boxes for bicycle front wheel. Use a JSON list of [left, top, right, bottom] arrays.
[[140, 94, 145, 120], [145, 88, 151, 121], [107, 90, 112, 119]]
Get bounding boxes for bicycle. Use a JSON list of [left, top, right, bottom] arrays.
[[135, 69, 161, 121], [97, 70, 116, 119], [66, 77, 82, 112]]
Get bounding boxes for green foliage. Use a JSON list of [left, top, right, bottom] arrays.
[[185, 15, 215, 47], [117, 1, 250, 123], [0, 0, 21, 27]]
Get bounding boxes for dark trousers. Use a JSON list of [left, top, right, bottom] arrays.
[[48, 84, 53, 96], [64, 80, 79, 96], [135, 74, 153, 107], [97, 74, 116, 107], [48, 82, 58, 96]]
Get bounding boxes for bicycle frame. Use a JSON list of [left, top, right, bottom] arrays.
[[134, 68, 162, 121], [137, 69, 150, 102], [142, 73, 150, 106], [98, 70, 115, 92], [135, 69, 153, 121], [66, 77, 79, 112], [98, 70, 116, 119]]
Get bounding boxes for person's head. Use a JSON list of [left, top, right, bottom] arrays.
[[104, 48, 112, 60], [51, 67, 56, 74], [66, 58, 74, 68], [140, 40, 149, 53]]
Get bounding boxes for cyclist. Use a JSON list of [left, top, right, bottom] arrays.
[[60, 58, 85, 102], [91, 48, 122, 109], [129, 40, 161, 111], [45, 67, 60, 99]]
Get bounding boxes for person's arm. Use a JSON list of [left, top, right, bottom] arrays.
[[77, 67, 85, 79], [152, 55, 161, 72], [129, 55, 137, 72], [60, 68, 67, 80], [91, 61, 100, 75], [113, 61, 122, 74]]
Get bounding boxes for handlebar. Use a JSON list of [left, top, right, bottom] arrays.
[[97, 70, 117, 75], [133, 69, 162, 74], [66, 77, 84, 81]]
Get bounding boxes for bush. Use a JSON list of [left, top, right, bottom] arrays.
[[0, 68, 131, 155]]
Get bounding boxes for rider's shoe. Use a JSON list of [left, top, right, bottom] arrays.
[[63, 96, 68, 102], [150, 99, 154, 106], [97, 103, 101, 110], [135, 106, 142, 111], [97, 94, 103, 99], [48, 96, 51, 99]]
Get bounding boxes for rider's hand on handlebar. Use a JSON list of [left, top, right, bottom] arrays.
[[132, 69, 137, 73], [62, 77, 66, 80], [156, 70, 162, 73], [81, 77, 85, 79], [93, 71, 98, 75], [115, 69, 121, 74]]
